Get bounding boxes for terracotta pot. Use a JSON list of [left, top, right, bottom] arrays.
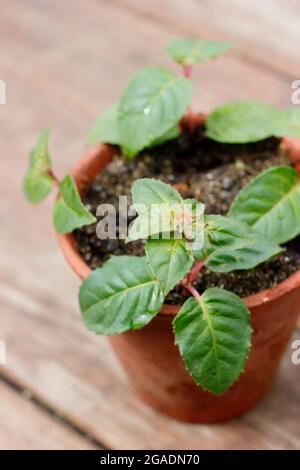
[[57, 121, 300, 423]]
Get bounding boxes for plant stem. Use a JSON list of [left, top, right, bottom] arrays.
[[188, 260, 205, 284], [180, 259, 205, 297], [182, 64, 192, 79], [48, 169, 60, 187], [181, 64, 196, 134], [185, 283, 202, 301]]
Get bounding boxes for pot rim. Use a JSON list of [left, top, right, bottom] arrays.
[[57, 127, 300, 316]]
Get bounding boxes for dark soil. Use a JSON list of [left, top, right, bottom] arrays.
[[74, 124, 300, 301]]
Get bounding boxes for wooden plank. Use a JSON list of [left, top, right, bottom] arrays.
[[0, 380, 98, 450], [1, 0, 296, 122], [1, 240, 300, 450], [115, 0, 300, 78], [0, 0, 299, 450]]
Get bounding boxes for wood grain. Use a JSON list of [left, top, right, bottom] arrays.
[[1, 226, 300, 449], [0, 380, 98, 450], [115, 0, 300, 77], [0, 0, 300, 450]]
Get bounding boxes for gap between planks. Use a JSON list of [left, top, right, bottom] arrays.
[[0, 375, 104, 450], [1, 0, 300, 450]]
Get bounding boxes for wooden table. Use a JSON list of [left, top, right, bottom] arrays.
[[0, 0, 300, 450]]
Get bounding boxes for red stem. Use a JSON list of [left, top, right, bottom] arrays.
[[186, 107, 195, 134], [182, 64, 192, 79], [48, 169, 60, 187], [182, 65, 196, 134], [185, 283, 202, 302], [187, 260, 205, 284], [180, 259, 205, 298]]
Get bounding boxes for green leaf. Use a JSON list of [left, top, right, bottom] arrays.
[[203, 215, 282, 272], [118, 67, 192, 157], [205, 215, 257, 251], [173, 288, 252, 394], [87, 103, 120, 145], [167, 38, 233, 65], [127, 204, 178, 242], [146, 237, 194, 295], [128, 180, 204, 243], [53, 175, 96, 234], [87, 104, 181, 148], [126, 210, 152, 242], [206, 101, 278, 143], [79, 256, 164, 334], [272, 108, 300, 138], [206, 242, 282, 272], [147, 125, 181, 148], [229, 166, 300, 245], [206, 101, 300, 143], [24, 129, 55, 203], [127, 201, 204, 244], [132, 178, 182, 211]]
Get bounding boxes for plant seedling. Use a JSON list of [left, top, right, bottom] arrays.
[[24, 129, 96, 234], [166, 38, 233, 78], [88, 38, 300, 156], [79, 172, 300, 394], [24, 38, 300, 394]]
